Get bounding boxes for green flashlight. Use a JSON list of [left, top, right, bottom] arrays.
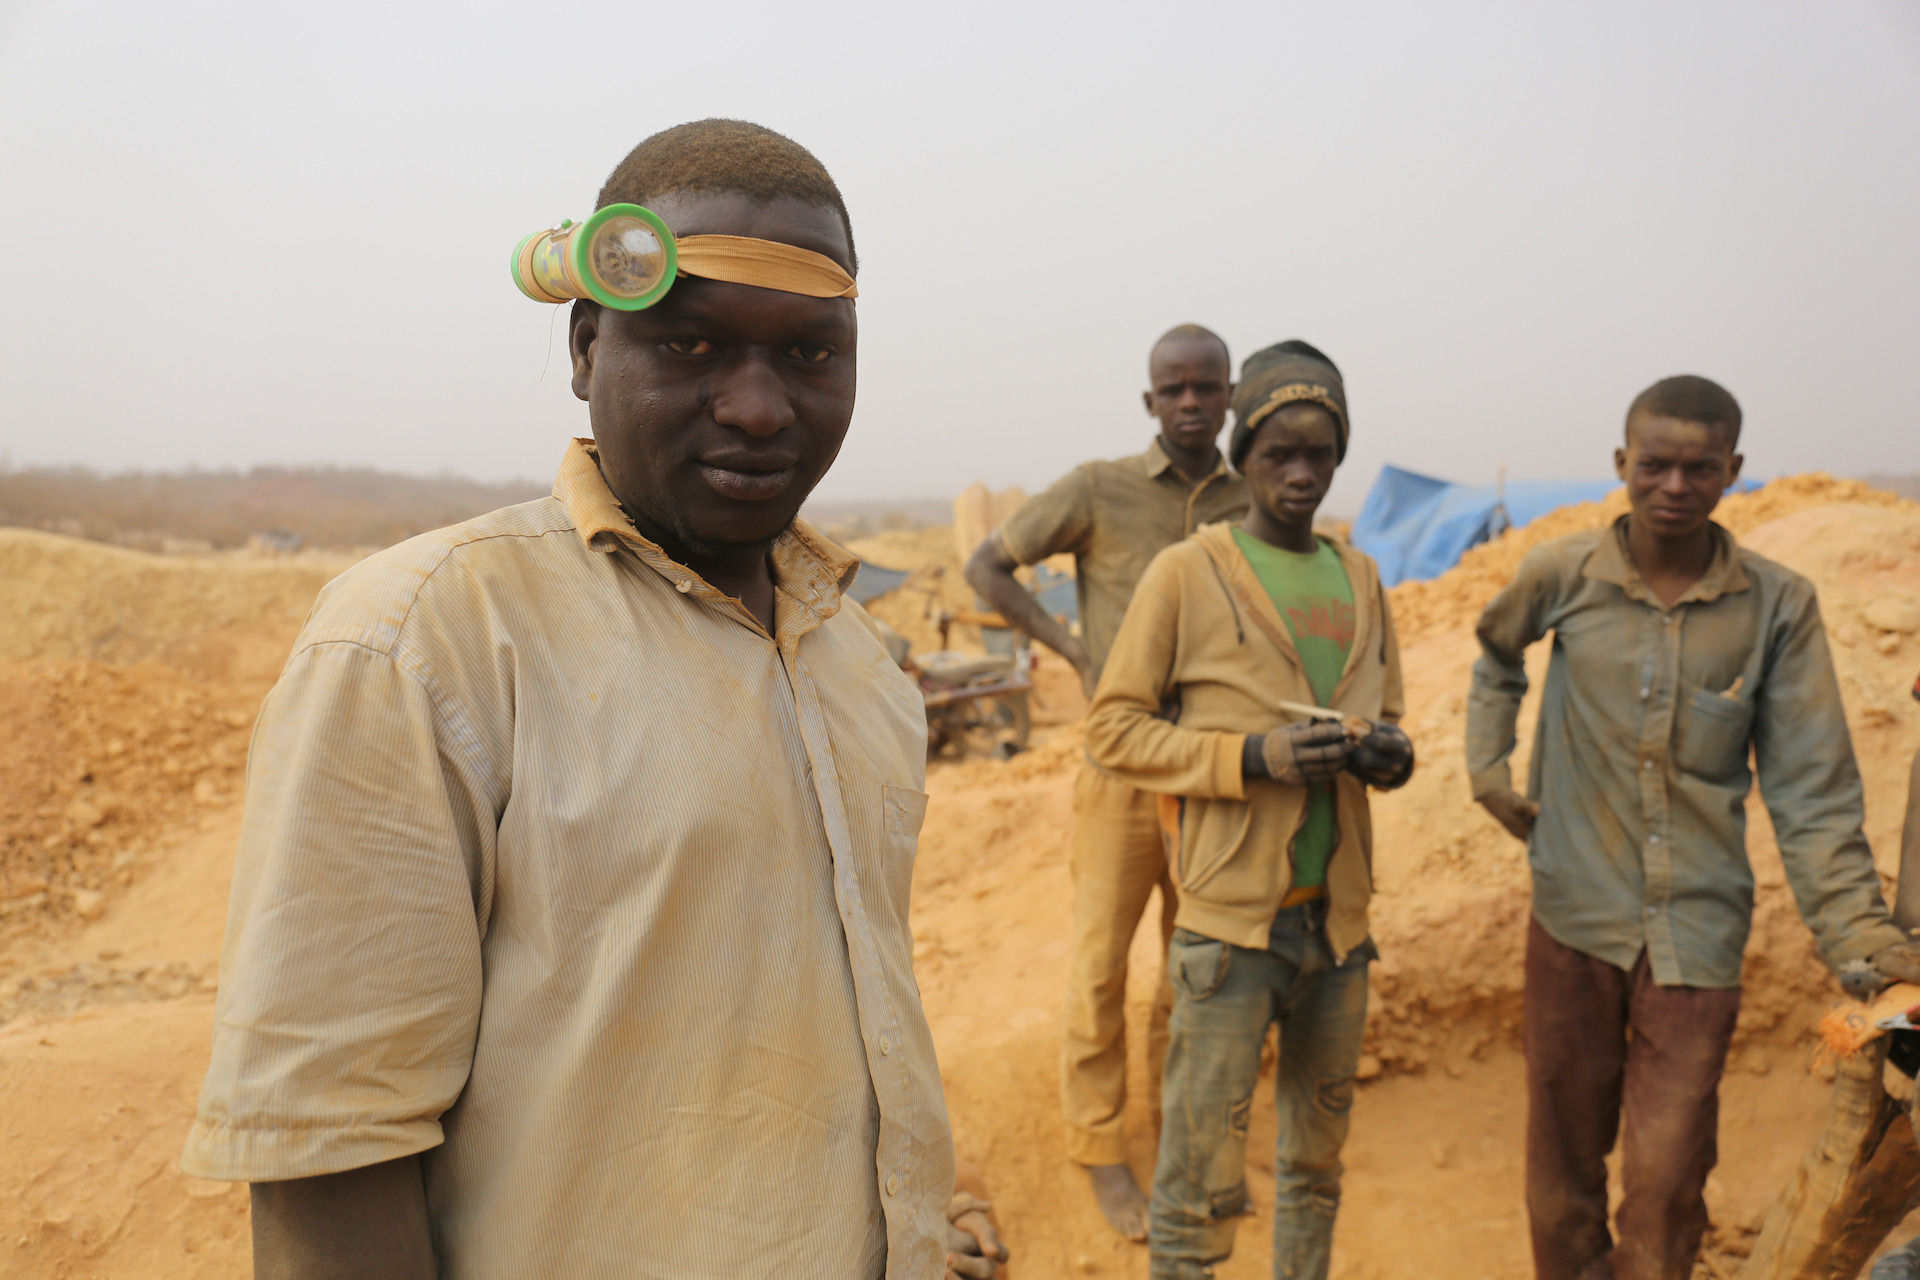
[[511, 203, 678, 310]]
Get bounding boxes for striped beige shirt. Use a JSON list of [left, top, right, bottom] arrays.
[[183, 439, 953, 1279]]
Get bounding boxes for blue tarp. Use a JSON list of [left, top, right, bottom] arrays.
[[1032, 563, 1078, 622], [847, 562, 910, 604], [1352, 466, 1618, 587]]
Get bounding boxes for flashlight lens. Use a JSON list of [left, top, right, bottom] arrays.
[[588, 217, 669, 300]]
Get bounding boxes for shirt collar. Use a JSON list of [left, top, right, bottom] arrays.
[[1582, 514, 1750, 607], [552, 438, 858, 636], [1142, 436, 1229, 484]]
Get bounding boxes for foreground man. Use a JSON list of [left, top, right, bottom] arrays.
[[182, 120, 1003, 1279], [1468, 375, 1920, 1280], [1086, 341, 1412, 1280], [966, 326, 1248, 1239]]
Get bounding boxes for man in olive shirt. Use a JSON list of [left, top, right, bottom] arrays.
[[184, 120, 1004, 1280], [966, 325, 1249, 1239], [1468, 375, 1920, 1279]]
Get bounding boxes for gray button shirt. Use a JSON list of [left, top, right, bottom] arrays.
[[1467, 517, 1900, 988]]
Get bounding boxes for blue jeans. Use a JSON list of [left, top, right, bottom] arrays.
[[1149, 902, 1373, 1280]]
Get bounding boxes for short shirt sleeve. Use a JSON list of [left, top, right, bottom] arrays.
[[180, 639, 490, 1182], [996, 466, 1095, 567]]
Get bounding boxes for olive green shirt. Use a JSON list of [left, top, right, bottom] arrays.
[[996, 439, 1250, 671], [1467, 517, 1902, 988]]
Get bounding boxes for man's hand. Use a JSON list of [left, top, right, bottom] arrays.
[[1348, 720, 1414, 789], [1873, 942, 1920, 988], [1478, 788, 1540, 842], [945, 1193, 1009, 1279], [251, 1155, 434, 1280], [1256, 720, 1353, 785]]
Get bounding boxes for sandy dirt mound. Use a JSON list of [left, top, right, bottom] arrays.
[[0, 528, 349, 665], [0, 532, 356, 956], [3, 478, 1919, 1278]]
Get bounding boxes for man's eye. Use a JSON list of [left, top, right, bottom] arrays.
[[664, 338, 717, 357], [790, 343, 833, 364]]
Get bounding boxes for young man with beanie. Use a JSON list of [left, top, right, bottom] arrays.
[[181, 119, 1004, 1280], [1468, 375, 1920, 1279], [967, 325, 1248, 1240], [1085, 341, 1413, 1280]]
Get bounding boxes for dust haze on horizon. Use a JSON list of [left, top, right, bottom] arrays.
[[1, 1, 1916, 518]]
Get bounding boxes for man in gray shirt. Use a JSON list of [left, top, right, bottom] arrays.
[[1468, 375, 1920, 1279]]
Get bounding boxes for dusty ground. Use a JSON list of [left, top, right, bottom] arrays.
[[3, 481, 1919, 1277]]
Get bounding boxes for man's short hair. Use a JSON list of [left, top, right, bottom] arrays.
[[1151, 323, 1229, 371], [597, 119, 856, 273], [1626, 375, 1741, 444]]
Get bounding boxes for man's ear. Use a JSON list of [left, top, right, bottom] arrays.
[[1613, 445, 1629, 482], [569, 303, 599, 403], [1141, 388, 1154, 416], [1726, 451, 1745, 489]]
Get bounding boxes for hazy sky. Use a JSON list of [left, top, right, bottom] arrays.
[[2, 1, 1916, 514]]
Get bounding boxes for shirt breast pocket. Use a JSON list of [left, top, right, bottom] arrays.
[[1675, 687, 1753, 781]]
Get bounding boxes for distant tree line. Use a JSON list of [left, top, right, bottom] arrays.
[[0, 463, 547, 552]]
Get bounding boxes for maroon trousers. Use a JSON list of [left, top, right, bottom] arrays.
[[1524, 918, 1742, 1280]]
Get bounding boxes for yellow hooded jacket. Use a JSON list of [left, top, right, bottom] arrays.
[[1083, 521, 1404, 961]]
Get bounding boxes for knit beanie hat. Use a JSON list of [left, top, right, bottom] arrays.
[[1227, 340, 1348, 470]]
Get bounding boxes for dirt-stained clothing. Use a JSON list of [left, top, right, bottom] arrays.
[[1523, 918, 1741, 1280], [996, 438, 1249, 672], [1151, 906, 1372, 1280], [1468, 517, 1902, 988], [999, 437, 1246, 1167], [1084, 523, 1404, 961], [181, 440, 953, 1280], [1061, 764, 1178, 1166]]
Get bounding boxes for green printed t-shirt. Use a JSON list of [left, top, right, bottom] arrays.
[[1230, 527, 1354, 889]]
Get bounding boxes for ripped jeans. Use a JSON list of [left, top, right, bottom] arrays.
[[1149, 903, 1373, 1280]]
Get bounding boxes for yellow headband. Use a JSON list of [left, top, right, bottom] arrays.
[[675, 235, 858, 299]]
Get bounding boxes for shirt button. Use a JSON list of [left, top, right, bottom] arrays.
[[886, 1174, 900, 1196], [1646, 906, 1658, 918], [1640, 687, 1650, 699], [879, 1036, 892, 1057], [675, 580, 692, 593], [1648, 833, 1661, 845], [1642, 759, 1654, 771]]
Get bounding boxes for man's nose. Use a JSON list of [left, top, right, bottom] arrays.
[[709, 355, 797, 439]]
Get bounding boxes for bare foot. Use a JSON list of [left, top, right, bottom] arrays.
[[1084, 1163, 1149, 1241]]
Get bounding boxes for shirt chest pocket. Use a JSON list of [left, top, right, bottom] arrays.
[[1675, 686, 1753, 781]]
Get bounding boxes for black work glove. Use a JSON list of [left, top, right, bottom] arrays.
[[1348, 720, 1414, 790], [1244, 720, 1352, 785]]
